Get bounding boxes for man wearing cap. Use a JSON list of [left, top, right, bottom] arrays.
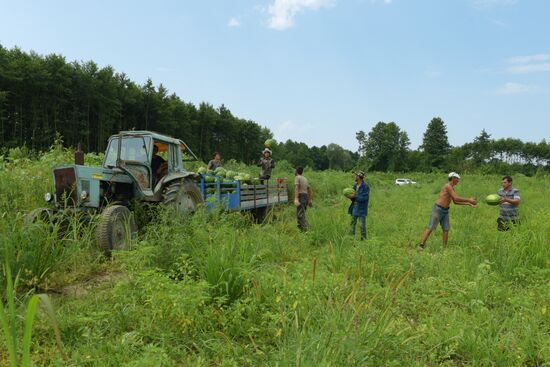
[[258, 148, 275, 181], [348, 171, 370, 240], [418, 172, 477, 249]]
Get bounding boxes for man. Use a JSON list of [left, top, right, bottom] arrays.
[[418, 172, 477, 249], [497, 175, 521, 231], [348, 171, 370, 240], [151, 144, 167, 186], [207, 152, 222, 171], [258, 148, 275, 181], [294, 166, 312, 232]]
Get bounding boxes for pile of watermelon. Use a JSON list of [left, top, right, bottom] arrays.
[[197, 165, 259, 185]]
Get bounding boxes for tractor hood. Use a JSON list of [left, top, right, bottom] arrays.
[[52, 164, 133, 208]]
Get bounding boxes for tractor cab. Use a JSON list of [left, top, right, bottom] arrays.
[[103, 131, 195, 197]]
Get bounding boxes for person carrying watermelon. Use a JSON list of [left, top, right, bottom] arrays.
[[207, 152, 222, 171], [347, 171, 370, 240], [496, 175, 521, 231], [418, 172, 477, 249], [258, 148, 275, 181]]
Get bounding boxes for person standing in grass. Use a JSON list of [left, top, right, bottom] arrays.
[[496, 175, 521, 231], [294, 166, 312, 232], [418, 172, 477, 249], [207, 152, 222, 171], [348, 171, 370, 240]]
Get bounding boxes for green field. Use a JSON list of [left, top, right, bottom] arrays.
[[1, 147, 549, 366]]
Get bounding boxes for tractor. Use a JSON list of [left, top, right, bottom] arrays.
[[32, 131, 204, 253]]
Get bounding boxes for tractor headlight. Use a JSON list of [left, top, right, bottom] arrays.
[[44, 192, 53, 202], [80, 190, 88, 201]]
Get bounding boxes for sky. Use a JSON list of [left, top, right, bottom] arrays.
[[1, 0, 549, 151]]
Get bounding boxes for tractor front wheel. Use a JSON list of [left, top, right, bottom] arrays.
[[96, 205, 137, 255], [25, 208, 53, 225]]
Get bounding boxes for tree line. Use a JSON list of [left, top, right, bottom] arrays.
[[1, 44, 547, 175], [357, 118, 550, 175], [0, 45, 273, 163]]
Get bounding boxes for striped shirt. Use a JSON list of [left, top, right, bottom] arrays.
[[497, 187, 520, 220]]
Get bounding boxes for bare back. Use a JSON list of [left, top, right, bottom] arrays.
[[435, 183, 454, 208]]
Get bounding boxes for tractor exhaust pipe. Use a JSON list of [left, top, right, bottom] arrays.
[[75, 143, 84, 165]]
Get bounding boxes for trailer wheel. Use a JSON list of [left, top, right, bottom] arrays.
[[163, 179, 204, 214], [97, 205, 136, 254]]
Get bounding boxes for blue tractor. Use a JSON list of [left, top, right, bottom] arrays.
[[34, 131, 204, 253]]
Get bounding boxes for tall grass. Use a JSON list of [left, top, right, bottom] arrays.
[[1, 148, 549, 365]]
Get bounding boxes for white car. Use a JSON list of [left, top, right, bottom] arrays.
[[395, 178, 417, 186]]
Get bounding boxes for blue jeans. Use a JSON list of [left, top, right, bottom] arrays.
[[351, 216, 366, 240]]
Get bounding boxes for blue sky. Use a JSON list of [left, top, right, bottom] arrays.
[[1, 0, 549, 151]]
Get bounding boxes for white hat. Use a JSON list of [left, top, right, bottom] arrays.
[[448, 172, 461, 179], [262, 148, 272, 154]]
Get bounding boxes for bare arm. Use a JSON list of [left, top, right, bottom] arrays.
[[447, 186, 476, 206]]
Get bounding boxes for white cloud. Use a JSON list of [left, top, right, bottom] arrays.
[[228, 17, 241, 27], [507, 63, 550, 74], [497, 82, 536, 95], [504, 54, 550, 73], [508, 54, 550, 64], [267, 0, 335, 30], [275, 120, 312, 141]]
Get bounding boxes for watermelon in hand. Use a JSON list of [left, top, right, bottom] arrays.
[[485, 194, 501, 206], [343, 188, 355, 198]]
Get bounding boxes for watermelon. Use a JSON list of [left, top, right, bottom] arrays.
[[197, 167, 207, 174], [485, 194, 501, 206], [264, 138, 276, 148], [343, 188, 355, 198]]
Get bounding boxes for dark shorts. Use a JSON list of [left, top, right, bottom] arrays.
[[427, 204, 450, 231], [497, 217, 519, 231]]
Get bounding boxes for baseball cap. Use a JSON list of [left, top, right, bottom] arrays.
[[448, 172, 461, 179]]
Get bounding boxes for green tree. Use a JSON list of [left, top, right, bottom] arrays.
[[420, 117, 451, 170], [326, 143, 353, 171], [471, 129, 492, 164], [356, 122, 410, 172]]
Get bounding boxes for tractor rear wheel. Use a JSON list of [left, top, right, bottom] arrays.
[[163, 179, 204, 214], [96, 205, 136, 255]]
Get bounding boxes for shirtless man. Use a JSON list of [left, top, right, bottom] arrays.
[[418, 172, 477, 249]]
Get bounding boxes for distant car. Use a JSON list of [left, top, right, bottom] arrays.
[[395, 178, 417, 186]]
